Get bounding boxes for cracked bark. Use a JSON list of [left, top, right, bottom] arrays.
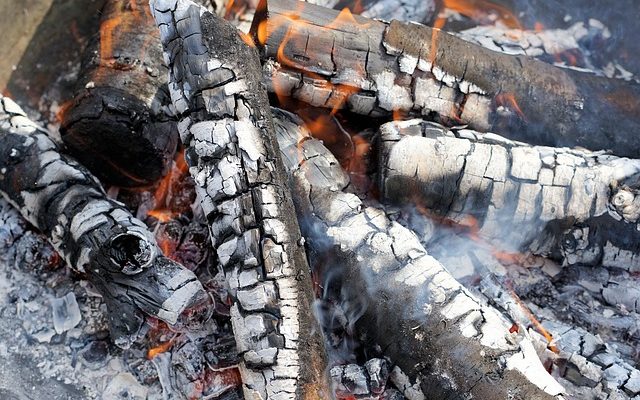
[[0, 95, 209, 348], [60, 0, 179, 187], [377, 119, 640, 272], [252, 0, 640, 158], [149, 0, 328, 398], [272, 108, 564, 400]]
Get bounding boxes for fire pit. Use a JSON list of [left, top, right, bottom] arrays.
[[1, 0, 640, 399]]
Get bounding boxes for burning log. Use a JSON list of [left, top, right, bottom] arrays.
[[377, 120, 640, 270], [252, 0, 640, 158], [149, 0, 328, 397], [0, 95, 210, 348], [272, 108, 565, 399], [59, 0, 179, 187]]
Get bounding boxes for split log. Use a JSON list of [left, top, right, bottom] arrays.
[[59, 0, 179, 187], [149, 0, 328, 398], [377, 119, 640, 271], [252, 0, 640, 158], [0, 96, 209, 348], [272, 108, 565, 399]]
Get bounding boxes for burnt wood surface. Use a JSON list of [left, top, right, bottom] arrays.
[[273, 108, 564, 400], [377, 119, 640, 272], [60, 0, 179, 187], [252, 0, 640, 158], [0, 95, 209, 348], [149, 0, 329, 398]]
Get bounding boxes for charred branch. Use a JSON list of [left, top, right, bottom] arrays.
[[252, 0, 640, 158], [0, 96, 209, 348], [377, 120, 640, 270], [273, 108, 564, 399], [149, 0, 328, 397], [60, 0, 179, 187]]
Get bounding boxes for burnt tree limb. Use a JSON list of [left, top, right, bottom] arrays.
[[272, 108, 565, 400], [150, 0, 328, 398], [377, 120, 640, 271], [0, 96, 209, 348], [60, 0, 179, 187], [252, 0, 640, 158]]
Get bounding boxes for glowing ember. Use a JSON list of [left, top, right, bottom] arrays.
[[147, 339, 175, 359]]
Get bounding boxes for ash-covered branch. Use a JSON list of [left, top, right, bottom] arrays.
[[377, 120, 640, 271], [149, 0, 328, 398], [272, 108, 565, 399], [60, 0, 179, 187], [252, 0, 640, 158], [0, 96, 209, 348]]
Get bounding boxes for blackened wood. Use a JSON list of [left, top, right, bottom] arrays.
[[273, 108, 564, 400], [0, 96, 208, 349], [252, 0, 640, 158], [377, 120, 640, 271], [149, 1, 328, 398], [60, 0, 178, 187]]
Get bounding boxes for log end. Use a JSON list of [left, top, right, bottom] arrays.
[[60, 88, 179, 187]]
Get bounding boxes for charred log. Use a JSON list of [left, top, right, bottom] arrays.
[[0, 96, 209, 348], [60, 0, 179, 187], [377, 119, 640, 271], [273, 108, 565, 399], [149, 0, 328, 398], [252, 0, 640, 158]]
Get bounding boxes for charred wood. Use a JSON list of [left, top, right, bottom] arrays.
[[377, 119, 640, 271], [149, 0, 328, 397], [273, 108, 565, 399], [60, 0, 179, 187], [252, 0, 640, 158], [0, 96, 209, 348]]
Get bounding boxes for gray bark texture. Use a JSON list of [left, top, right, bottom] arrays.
[[149, 0, 329, 398], [272, 108, 565, 400], [377, 119, 640, 272], [252, 0, 640, 158], [0, 95, 209, 349], [60, 0, 179, 187], [378, 120, 640, 272]]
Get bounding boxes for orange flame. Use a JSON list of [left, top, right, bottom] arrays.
[[495, 93, 526, 121], [96, 1, 154, 81], [442, 0, 523, 29], [148, 149, 189, 223], [508, 288, 559, 353]]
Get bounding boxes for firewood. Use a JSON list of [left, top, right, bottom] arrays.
[[377, 119, 640, 271], [59, 0, 179, 187], [251, 0, 640, 158], [0, 96, 210, 348], [149, 0, 328, 398], [272, 108, 565, 399]]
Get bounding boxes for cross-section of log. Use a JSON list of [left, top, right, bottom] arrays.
[[272, 108, 565, 399], [0, 96, 209, 348], [149, 1, 328, 398], [252, 0, 640, 158], [377, 119, 640, 271], [59, 0, 179, 187]]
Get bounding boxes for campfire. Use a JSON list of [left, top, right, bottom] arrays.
[[1, 0, 640, 398]]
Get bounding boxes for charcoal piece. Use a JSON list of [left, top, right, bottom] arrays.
[[60, 0, 178, 187], [149, 0, 328, 397], [0, 96, 208, 348], [253, 0, 640, 158]]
